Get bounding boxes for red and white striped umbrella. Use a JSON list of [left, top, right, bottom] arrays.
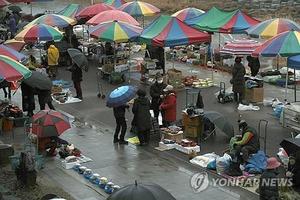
[[220, 39, 262, 55]]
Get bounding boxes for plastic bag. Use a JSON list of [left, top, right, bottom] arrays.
[[216, 153, 232, 175], [273, 104, 284, 118], [190, 153, 219, 168], [277, 148, 289, 166], [238, 103, 260, 111]]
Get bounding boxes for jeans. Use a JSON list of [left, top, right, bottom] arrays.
[[73, 81, 82, 98], [114, 117, 127, 141]]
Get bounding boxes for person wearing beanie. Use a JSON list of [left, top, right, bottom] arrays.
[[230, 57, 245, 103], [160, 85, 177, 127], [150, 73, 166, 122], [259, 157, 281, 200], [132, 89, 152, 146]]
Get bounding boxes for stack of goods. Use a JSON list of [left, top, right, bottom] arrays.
[[51, 81, 73, 104], [183, 76, 214, 88], [244, 76, 264, 103], [175, 139, 200, 154], [72, 164, 121, 194], [167, 69, 184, 89], [161, 126, 183, 143], [3, 104, 23, 118], [59, 144, 82, 159], [159, 139, 176, 150]]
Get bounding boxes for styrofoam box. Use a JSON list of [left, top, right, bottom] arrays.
[[62, 160, 79, 170], [175, 144, 200, 154], [159, 142, 176, 150]]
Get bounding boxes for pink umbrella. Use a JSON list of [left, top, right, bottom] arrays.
[[75, 3, 115, 19], [0, 0, 10, 8], [220, 39, 262, 55], [87, 10, 139, 26]]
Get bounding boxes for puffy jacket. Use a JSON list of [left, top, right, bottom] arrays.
[[47, 45, 59, 66], [160, 93, 176, 122], [132, 96, 151, 131]]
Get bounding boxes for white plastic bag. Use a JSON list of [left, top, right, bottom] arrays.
[[238, 103, 260, 111], [216, 153, 232, 175], [190, 153, 220, 168]]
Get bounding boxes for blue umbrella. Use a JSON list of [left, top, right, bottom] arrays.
[[106, 85, 137, 108]]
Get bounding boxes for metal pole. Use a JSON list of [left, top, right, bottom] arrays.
[[128, 42, 131, 83], [90, 0, 94, 5], [294, 68, 297, 102], [285, 65, 288, 101]]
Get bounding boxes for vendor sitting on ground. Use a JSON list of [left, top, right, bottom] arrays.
[[38, 136, 68, 157], [231, 120, 260, 163]]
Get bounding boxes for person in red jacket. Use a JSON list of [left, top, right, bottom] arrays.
[[160, 85, 177, 127]]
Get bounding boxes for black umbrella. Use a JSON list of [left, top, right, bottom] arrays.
[[204, 111, 234, 138], [280, 138, 300, 156], [23, 71, 52, 90], [67, 48, 88, 71], [107, 181, 176, 200], [8, 5, 22, 13]]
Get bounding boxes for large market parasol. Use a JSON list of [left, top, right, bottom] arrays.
[[32, 110, 71, 138], [25, 14, 77, 28], [187, 7, 260, 33], [140, 15, 211, 47], [104, 0, 126, 8], [252, 31, 300, 57], [0, 0, 10, 8], [246, 18, 300, 39], [0, 45, 27, 63], [107, 181, 176, 200], [15, 24, 63, 43], [58, 3, 81, 19], [118, 0, 160, 17], [172, 7, 205, 22], [86, 10, 139, 26], [0, 55, 32, 82], [220, 39, 262, 55], [106, 85, 137, 108], [4, 39, 26, 52], [89, 20, 143, 43], [75, 3, 114, 19]]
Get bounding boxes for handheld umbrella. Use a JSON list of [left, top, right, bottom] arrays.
[[8, 5, 22, 13], [0, 55, 32, 83], [0, 0, 10, 8], [32, 110, 71, 138], [23, 71, 52, 90], [107, 181, 176, 200], [67, 48, 88, 71], [280, 138, 300, 156], [106, 85, 137, 107]]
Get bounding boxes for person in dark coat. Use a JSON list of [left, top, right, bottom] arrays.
[[71, 34, 80, 49], [286, 152, 300, 189], [259, 157, 281, 200], [160, 85, 177, 127], [150, 73, 166, 122], [132, 89, 152, 146], [8, 15, 16, 38], [231, 57, 246, 103], [21, 82, 35, 117], [37, 89, 55, 110], [113, 104, 129, 145], [247, 56, 260, 77], [0, 80, 11, 99], [69, 63, 83, 99]]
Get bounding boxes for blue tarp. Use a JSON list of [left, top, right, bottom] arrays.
[[288, 55, 300, 70], [245, 150, 267, 174]]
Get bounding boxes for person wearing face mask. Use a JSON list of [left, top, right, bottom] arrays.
[[232, 120, 260, 163], [150, 73, 167, 122], [160, 85, 177, 127]]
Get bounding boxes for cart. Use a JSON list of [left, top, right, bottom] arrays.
[[217, 82, 233, 104]]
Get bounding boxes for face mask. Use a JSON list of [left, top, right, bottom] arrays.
[[157, 79, 163, 84]]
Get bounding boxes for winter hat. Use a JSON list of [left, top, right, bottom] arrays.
[[163, 85, 174, 92], [267, 157, 281, 169], [137, 89, 146, 97], [235, 57, 242, 63]]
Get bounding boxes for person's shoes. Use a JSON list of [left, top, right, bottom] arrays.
[[139, 142, 147, 146], [78, 96, 83, 100], [119, 140, 128, 145], [113, 138, 119, 143]]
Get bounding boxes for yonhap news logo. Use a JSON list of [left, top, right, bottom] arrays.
[[190, 172, 293, 193]]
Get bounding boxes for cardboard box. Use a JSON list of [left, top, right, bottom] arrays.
[[167, 69, 182, 81], [184, 125, 202, 138], [245, 88, 264, 103], [163, 132, 183, 143], [182, 113, 202, 127], [159, 142, 176, 150], [175, 144, 200, 154]]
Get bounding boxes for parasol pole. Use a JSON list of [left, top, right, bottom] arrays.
[[128, 41, 131, 83], [276, 55, 279, 70], [294, 68, 297, 102], [285, 63, 289, 102]]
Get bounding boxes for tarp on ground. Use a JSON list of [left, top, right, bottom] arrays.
[[186, 7, 260, 34], [139, 15, 211, 47]]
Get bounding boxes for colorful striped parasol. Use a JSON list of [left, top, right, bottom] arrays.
[[76, 3, 115, 19], [118, 0, 160, 17], [0, 45, 27, 63], [104, 0, 126, 8], [87, 10, 139, 26], [252, 31, 300, 57], [15, 24, 63, 43], [0, 0, 10, 8], [58, 4, 81, 19], [246, 18, 300, 39], [25, 14, 77, 28], [89, 20, 142, 43], [187, 7, 260, 33], [220, 39, 262, 55], [140, 15, 211, 47], [0, 55, 32, 82], [4, 39, 26, 52], [172, 7, 205, 22]]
